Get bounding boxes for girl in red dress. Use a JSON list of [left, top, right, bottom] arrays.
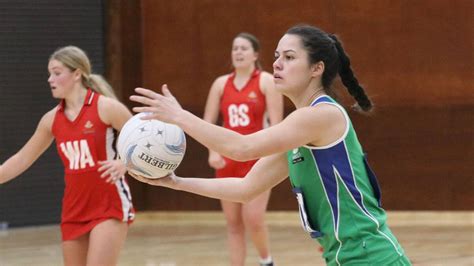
[[0, 46, 135, 266], [203, 33, 283, 266]]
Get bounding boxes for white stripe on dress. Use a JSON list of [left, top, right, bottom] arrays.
[[106, 127, 134, 221]]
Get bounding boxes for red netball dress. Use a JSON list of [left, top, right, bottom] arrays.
[[52, 89, 134, 241], [216, 69, 266, 178]]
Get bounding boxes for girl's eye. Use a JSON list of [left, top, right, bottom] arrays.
[[285, 55, 293, 60]]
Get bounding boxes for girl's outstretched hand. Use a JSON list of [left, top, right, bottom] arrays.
[[130, 84, 183, 124], [128, 171, 178, 189]]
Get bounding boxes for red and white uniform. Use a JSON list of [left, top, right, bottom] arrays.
[[216, 69, 266, 178], [52, 89, 134, 241]]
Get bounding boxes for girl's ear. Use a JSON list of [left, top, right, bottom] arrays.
[[73, 69, 82, 82], [311, 61, 325, 78]]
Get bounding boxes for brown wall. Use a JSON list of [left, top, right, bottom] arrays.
[[106, 0, 473, 211]]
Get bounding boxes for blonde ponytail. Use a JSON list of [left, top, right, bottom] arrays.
[[88, 74, 117, 100]]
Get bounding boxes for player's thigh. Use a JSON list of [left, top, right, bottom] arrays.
[[62, 234, 89, 266], [86, 219, 128, 265]]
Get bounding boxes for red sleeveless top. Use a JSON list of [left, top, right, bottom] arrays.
[[52, 89, 134, 240], [219, 69, 266, 135], [215, 70, 266, 178]]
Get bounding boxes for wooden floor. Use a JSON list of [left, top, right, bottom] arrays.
[[0, 211, 472, 266]]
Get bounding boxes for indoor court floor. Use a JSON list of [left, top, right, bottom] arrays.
[[0, 211, 472, 266]]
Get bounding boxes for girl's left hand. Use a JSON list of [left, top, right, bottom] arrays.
[[128, 171, 177, 188], [98, 159, 126, 183]]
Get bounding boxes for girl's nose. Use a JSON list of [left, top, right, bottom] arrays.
[[273, 57, 282, 70]]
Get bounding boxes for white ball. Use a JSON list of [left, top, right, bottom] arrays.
[[117, 113, 186, 179]]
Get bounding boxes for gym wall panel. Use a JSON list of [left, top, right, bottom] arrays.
[[109, 0, 473, 211], [0, 0, 106, 227]]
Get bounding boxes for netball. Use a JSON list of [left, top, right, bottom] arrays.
[[117, 112, 186, 179]]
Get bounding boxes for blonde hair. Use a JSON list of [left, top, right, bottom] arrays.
[[50, 46, 117, 99]]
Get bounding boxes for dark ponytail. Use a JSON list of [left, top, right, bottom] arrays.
[[328, 34, 372, 111], [287, 25, 372, 112]]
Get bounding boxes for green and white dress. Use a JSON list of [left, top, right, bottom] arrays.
[[287, 95, 411, 266]]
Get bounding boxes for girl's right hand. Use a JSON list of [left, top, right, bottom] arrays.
[[208, 151, 226, 170], [130, 85, 184, 125]]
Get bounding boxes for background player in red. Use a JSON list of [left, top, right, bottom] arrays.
[[0, 46, 135, 266], [203, 33, 283, 266]]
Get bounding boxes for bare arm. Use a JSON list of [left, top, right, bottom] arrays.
[[131, 86, 345, 161], [97, 96, 133, 182], [202, 76, 226, 124], [260, 71, 284, 126], [133, 152, 289, 203], [202, 76, 227, 169], [0, 110, 55, 184], [98, 95, 133, 131]]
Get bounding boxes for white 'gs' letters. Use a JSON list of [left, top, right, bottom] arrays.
[[228, 104, 250, 127]]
